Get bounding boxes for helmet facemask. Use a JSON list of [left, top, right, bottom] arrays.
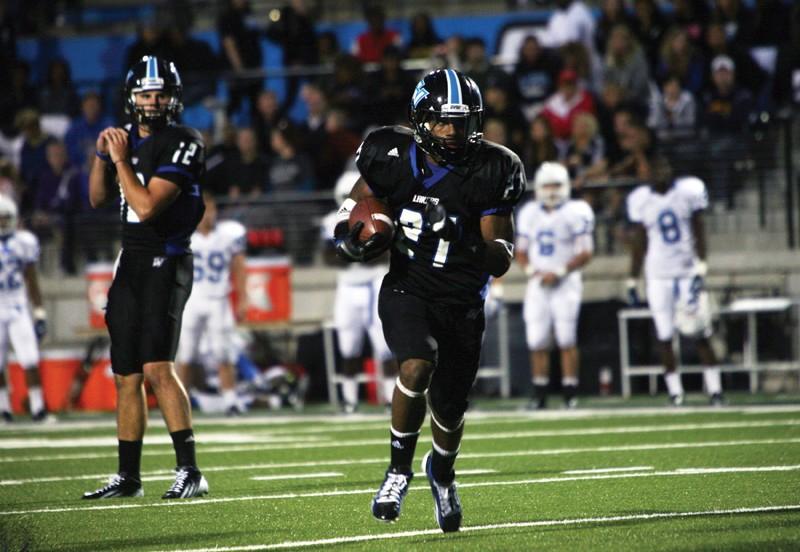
[[125, 56, 183, 130]]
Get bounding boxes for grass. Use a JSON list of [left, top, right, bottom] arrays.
[[1, 394, 800, 551]]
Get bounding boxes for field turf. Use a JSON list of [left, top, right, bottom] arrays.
[[1, 395, 799, 551]]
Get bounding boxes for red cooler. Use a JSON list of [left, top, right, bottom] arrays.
[[236, 257, 291, 322], [86, 262, 114, 329]]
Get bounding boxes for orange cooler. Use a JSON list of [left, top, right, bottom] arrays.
[[235, 257, 291, 322], [86, 262, 114, 329]]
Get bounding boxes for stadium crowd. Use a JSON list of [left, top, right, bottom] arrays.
[[0, 0, 798, 273]]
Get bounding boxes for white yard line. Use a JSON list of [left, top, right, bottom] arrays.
[[2, 404, 798, 433], [2, 464, 798, 517], [2, 437, 799, 482], [249, 472, 342, 482], [1, 418, 798, 452], [563, 466, 654, 475], [151, 504, 800, 552]]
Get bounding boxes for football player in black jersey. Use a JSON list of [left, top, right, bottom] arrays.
[[334, 69, 524, 532], [83, 56, 208, 500]]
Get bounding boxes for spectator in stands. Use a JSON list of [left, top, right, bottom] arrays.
[[317, 31, 341, 65], [540, 0, 596, 56], [124, 18, 165, 72], [712, 0, 755, 45], [406, 12, 442, 60], [648, 76, 697, 140], [772, 3, 800, 108], [218, 0, 264, 116], [16, 109, 53, 214], [323, 54, 367, 128], [704, 20, 766, 96], [671, 0, 711, 46], [0, 1, 17, 77], [0, 60, 36, 136], [64, 91, 112, 169], [203, 122, 239, 196], [265, 0, 318, 113], [751, 0, 792, 46], [630, 0, 669, 67], [602, 24, 651, 107], [560, 41, 598, 91], [37, 58, 79, 117], [31, 140, 83, 274], [162, 26, 219, 106], [352, 3, 401, 64], [564, 112, 606, 189], [268, 123, 315, 193], [0, 158, 21, 202], [484, 74, 528, 154], [316, 108, 360, 190], [701, 55, 754, 134], [461, 37, 496, 94], [228, 127, 270, 199], [513, 35, 561, 121], [367, 45, 416, 126], [522, 115, 559, 179], [595, 0, 635, 56], [483, 118, 509, 147], [608, 116, 654, 180], [541, 68, 595, 145], [431, 34, 466, 72], [252, 90, 287, 156], [596, 80, 627, 163], [656, 26, 706, 97]]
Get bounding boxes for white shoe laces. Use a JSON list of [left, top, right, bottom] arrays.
[[376, 472, 409, 503], [167, 468, 190, 494], [434, 480, 460, 516]]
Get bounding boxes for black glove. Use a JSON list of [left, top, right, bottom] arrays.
[[335, 221, 390, 263], [33, 310, 47, 341], [423, 202, 459, 241]]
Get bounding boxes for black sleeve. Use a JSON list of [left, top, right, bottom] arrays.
[[153, 130, 205, 191], [480, 152, 526, 217], [354, 127, 398, 198]]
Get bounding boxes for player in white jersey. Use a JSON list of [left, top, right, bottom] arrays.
[[177, 192, 248, 415], [515, 162, 594, 409], [0, 196, 53, 423], [626, 156, 723, 406], [321, 171, 396, 413]]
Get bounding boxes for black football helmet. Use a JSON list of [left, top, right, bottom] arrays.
[[124, 56, 183, 129], [409, 69, 484, 165]]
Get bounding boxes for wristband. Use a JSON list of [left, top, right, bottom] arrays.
[[335, 198, 357, 224], [694, 260, 708, 277], [625, 277, 638, 289], [524, 264, 536, 277], [33, 307, 47, 320], [554, 266, 568, 278], [95, 150, 111, 162]]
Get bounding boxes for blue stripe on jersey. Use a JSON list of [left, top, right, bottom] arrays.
[[481, 206, 512, 216], [445, 69, 461, 104], [156, 165, 194, 179], [409, 143, 451, 189]]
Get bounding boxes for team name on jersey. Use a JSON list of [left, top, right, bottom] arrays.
[[412, 195, 439, 205]]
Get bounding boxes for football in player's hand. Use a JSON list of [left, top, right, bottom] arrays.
[[349, 198, 395, 242]]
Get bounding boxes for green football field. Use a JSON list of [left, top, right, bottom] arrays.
[[2, 396, 800, 551]]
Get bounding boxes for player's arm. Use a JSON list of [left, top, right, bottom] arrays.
[[23, 263, 47, 339], [626, 223, 647, 305], [478, 214, 515, 278], [231, 251, 248, 322], [89, 127, 120, 208], [106, 128, 181, 221], [333, 177, 388, 262], [691, 210, 707, 263]]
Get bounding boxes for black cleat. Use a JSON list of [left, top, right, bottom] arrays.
[[669, 394, 684, 407], [162, 466, 209, 499], [709, 393, 726, 407], [371, 467, 412, 522], [1, 411, 12, 423], [83, 473, 143, 499], [526, 396, 547, 411], [422, 451, 462, 532], [564, 397, 578, 410], [31, 410, 56, 423], [225, 404, 244, 417]]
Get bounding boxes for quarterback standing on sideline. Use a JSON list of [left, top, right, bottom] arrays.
[[0, 196, 54, 423], [321, 171, 396, 413], [84, 56, 209, 499], [334, 69, 524, 532], [626, 156, 724, 406], [515, 162, 594, 410], [176, 191, 248, 415]]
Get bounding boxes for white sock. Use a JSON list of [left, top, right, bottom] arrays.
[[532, 376, 549, 387], [28, 386, 44, 414], [341, 377, 358, 406], [222, 388, 237, 409], [382, 378, 395, 405], [0, 387, 10, 412], [562, 376, 578, 387], [703, 367, 722, 395], [664, 372, 684, 397]]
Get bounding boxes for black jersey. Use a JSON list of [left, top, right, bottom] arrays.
[[111, 124, 206, 256], [356, 126, 525, 305]]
